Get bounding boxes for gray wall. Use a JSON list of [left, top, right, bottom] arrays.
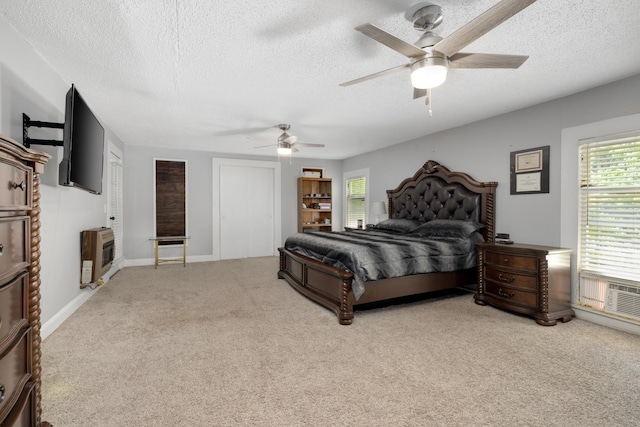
[[344, 74, 640, 247], [123, 145, 343, 263], [3, 10, 639, 333], [0, 15, 125, 329]]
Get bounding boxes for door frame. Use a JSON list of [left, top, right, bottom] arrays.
[[107, 140, 124, 272], [212, 158, 282, 260]]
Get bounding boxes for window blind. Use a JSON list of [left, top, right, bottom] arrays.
[[346, 176, 366, 228], [579, 136, 640, 282]]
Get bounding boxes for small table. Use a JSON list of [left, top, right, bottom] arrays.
[[150, 236, 190, 269]]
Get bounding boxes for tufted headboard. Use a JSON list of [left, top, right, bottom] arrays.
[[386, 160, 497, 242]]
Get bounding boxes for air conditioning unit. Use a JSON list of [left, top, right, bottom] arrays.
[[605, 282, 640, 322]]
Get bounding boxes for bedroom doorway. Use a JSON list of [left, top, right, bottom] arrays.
[[107, 142, 124, 272], [212, 158, 282, 260]]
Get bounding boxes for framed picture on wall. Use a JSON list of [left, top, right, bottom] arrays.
[[510, 145, 550, 194]]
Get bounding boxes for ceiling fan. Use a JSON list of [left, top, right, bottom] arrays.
[[340, 0, 537, 104], [255, 124, 325, 155]]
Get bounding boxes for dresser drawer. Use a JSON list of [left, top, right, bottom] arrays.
[[0, 217, 29, 283], [0, 159, 31, 211], [485, 267, 538, 291], [0, 327, 31, 422], [485, 281, 537, 308], [1, 381, 35, 427], [484, 250, 537, 272], [0, 272, 29, 349]]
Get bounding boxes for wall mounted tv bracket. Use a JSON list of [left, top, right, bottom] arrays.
[[22, 113, 64, 148]]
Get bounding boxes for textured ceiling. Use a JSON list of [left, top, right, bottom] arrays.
[[2, 0, 640, 160]]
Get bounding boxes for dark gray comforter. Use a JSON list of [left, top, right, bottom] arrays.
[[284, 229, 483, 300]]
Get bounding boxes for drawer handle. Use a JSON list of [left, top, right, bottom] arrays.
[[12, 181, 26, 191], [498, 273, 515, 283], [0, 384, 4, 403], [503, 258, 509, 263], [498, 288, 516, 298]]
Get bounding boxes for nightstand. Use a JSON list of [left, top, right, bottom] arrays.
[[474, 242, 574, 326]]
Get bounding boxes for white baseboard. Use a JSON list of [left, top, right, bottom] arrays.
[[573, 305, 640, 335], [124, 255, 215, 268], [41, 287, 99, 340]]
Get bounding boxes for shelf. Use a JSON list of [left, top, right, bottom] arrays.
[[298, 176, 332, 233]]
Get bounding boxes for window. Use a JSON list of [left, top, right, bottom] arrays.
[[345, 176, 366, 228], [578, 135, 640, 286]]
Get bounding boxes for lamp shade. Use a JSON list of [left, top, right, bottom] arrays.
[[371, 201, 387, 223], [410, 57, 448, 89]]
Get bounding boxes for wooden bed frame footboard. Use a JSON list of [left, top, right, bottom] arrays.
[[278, 246, 356, 324], [278, 247, 478, 325]]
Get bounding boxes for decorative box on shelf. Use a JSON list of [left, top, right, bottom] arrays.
[[302, 167, 323, 178]]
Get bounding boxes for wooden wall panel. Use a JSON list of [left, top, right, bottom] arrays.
[[155, 160, 185, 244]]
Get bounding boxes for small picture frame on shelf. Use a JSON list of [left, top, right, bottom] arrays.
[[302, 167, 323, 178]]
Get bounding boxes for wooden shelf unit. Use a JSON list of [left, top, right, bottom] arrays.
[[297, 177, 332, 232]]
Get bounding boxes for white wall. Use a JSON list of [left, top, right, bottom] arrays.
[[0, 15, 125, 333]]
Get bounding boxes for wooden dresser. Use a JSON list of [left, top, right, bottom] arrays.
[[0, 134, 50, 426], [474, 242, 574, 326]]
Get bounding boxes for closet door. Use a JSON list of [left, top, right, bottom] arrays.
[[219, 164, 275, 259]]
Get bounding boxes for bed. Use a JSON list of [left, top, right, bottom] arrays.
[[277, 160, 497, 324]]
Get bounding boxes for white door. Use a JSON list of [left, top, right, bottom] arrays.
[[107, 143, 124, 271], [218, 164, 276, 259]]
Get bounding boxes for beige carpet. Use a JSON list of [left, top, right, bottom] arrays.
[[41, 257, 640, 426]]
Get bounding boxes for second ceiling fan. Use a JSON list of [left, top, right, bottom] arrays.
[[340, 0, 537, 102], [255, 124, 325, 155]]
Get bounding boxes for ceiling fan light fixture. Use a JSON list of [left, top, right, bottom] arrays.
[[277, 146, 292, 155], [410, 57, 448, 89]]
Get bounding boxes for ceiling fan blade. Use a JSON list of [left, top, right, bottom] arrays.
[[254, 144, 274, 149], [283, 135, 298, 144], [293, 143, 325, 148], [449, 52, 529, 69], [214, 126, 273, 136], [355, 23, 426, 58], [292, 147, 299, 153], [340, 63, 410, 87], [433, 0, 537, 57], [413, 88, 427, 100]]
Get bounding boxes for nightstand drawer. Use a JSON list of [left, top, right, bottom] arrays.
[[485, 282, 537, 308], [485, 250, 537, 272], [485, 267, 537, 291]]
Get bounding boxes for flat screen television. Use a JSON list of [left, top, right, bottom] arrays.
[[59, 84, 105, 194]]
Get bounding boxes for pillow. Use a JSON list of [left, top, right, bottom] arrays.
[[373, 218, 423, 233], [411, 219, 484, 238]]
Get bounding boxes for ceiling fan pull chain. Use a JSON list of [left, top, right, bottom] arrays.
[[427, 88, 433, 117]]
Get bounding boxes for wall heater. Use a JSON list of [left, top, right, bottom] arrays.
[[81, 227, 115, 284]]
